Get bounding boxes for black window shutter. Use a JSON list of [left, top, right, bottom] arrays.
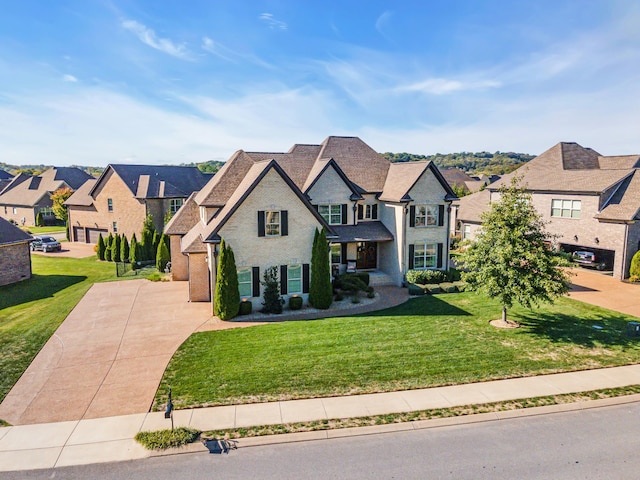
[[258, 211, 265, 237], [341, 204, 347, 224], [409, 206, 415, 227], [438, 205, 445, 226], [281, 210, 288, 236], [372, 204, 378, 220], [280, 265, 288, 294], [437, 243, 443, 268], [341, 243, 347, 265], [252, 267, 260, 297], [313, 204, 319, 211], [302, 264, 310, 293], [357, 204, 363, 220], [408, 244, 415, 270]]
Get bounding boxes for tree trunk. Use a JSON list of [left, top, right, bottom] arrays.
[[502, 305, 508, 324]]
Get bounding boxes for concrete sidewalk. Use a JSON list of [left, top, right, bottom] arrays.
[[2, 364, 640, 472]]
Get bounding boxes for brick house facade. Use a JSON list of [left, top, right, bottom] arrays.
[[0, 217, 33, 287]]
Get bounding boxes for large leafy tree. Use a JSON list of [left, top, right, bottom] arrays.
[[309, 228, 333, 309], [50, 187, 74, 221], [458, 177, 572, 325], [213, 239, 240, 320]]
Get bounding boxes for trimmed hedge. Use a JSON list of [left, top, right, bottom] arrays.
[[238, 300, 252, 315], [408, 284, 425, 296], [439, 282, 457, 293], [289, 296, 303, 310], [424, 284, 441, 294]]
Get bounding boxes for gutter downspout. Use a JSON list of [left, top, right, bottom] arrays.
[[445, 201, 452, 271], [402, 201, 409, 285], [621, 223, 630, 280], [210, 244, 218, 315]]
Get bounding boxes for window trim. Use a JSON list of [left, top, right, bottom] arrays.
[[318, 204, 343, 225], [551, 199, 581, 219], [413, 242, 437, 269], [287, 264, 303, 294], [237, 268, 253, 298]]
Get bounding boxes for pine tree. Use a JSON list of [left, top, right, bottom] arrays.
[[105, 233, 113, 262], [459, 176, 572, 325], [121, 235, 130, 263], [213, 239, 240, 320], [97, 233, 106, 261], [261, 266, 284, 314], [130, 233, 139, 266], [152, 231, 160, 261], [309, 228, 333, 309], [112, 234, 121, 262], [141, 214, 156, 261], [156, 234, 170, 272]]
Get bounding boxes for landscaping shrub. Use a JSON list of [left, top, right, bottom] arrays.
[[334, 274, 368, 293], [445, 268, 462, 282], [289, 295, 303, 310], [105, 233, 113, 262], [238, 300, 252, 315], [424, 284, 441, 294], [141, 214, 155, 261], [367, 290, 376, 299], [453, 280, 467, 291], [439, 282, 457, 293], [630, 250, 640, 281], [334, 292, 344, 301], [261, 266, 284, 314], [35, 212, 43, 227], [112, 234, 121, 263], [405, 269, 447, 285], [97, 233, 106, 261], [156, 234, 170, 272], [121, 235, 130, 263], [407, 284, 425, 296], [214, 239, 240, 320], [130, 233, 139, 267], [135, 427, 201, 451], [309, 228, 333, 309]]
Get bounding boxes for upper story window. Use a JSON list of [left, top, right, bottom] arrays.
[[170, 198, 183, 213], [107, 198, 113, 212], [258, 210, 288, 237], [357, 204, 378, 221], [112, 221, 118, 233], [413, 205, 439, 227], [551, 199, 581, 219], [237, 268, 252, 298], [318, 204, 343, 225]]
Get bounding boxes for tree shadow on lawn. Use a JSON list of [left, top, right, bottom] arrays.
[[360, 295, 472, 318], [0, 273, 86, 310], [515, 311, 638, 348]]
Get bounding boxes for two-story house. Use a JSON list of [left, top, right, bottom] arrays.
[[457, 142, 640, 280], [0, 167, 93, 226], [165, 136, 457, 310]]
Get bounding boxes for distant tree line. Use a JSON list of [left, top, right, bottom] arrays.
[[381, 151, 535, 175]]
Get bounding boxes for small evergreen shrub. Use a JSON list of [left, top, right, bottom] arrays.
[[445, 269, 462, 282], [630, 251, 640, 280], [289, 295, 303, 310], [406, 269, 447, 285], [261, 266, 284, 314], [424, 284, 441, 294], [367, 290, 376, 299], [156, 234, 170, 272], [112, 234, 121, 263], [439, 282, 457, 293], [105, 233, 113, 262], [453, 280, 467, 291], [213, 239, 240, 320], [238, 300, 253, 315], [351, 294, 361, 304], [407, 284, 425, 296], [335, 275, 368, 294], [35, 212, 43, 227], [334, 292, 344, 301], [97, 233, 106, 261]]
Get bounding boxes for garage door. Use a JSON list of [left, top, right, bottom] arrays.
[[73, 227, 86, 243], [86, 228, 108, 244]]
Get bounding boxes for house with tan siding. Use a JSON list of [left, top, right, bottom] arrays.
[[66, 165, 212, 243], [0, 167, 93, 226], [457, 142, 640, 280], [166, 136, 457, 311]]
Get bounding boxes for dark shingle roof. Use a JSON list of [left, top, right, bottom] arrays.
[[0, 217, 33, 244], [0, 169, 13, 180], [105, 165, 212, 199], [330, 222, 394, 243], [0, 168, 92, 207]]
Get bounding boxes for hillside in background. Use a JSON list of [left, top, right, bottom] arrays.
[[382, 151, 534, 175], [2, 152, 533, 178]]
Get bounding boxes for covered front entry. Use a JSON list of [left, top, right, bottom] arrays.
[[356, 241, 377, 269]]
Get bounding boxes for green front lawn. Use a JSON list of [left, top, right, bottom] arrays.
[[0, 256, 118, 403], [155, 293, 640, 410], [20, 226, 66, 234]]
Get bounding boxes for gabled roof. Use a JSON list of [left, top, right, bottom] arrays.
[[595, 170, 640, 222], [303, 158, 363, 200], [379, 161, 457, 203], [164, 192, 201, 235], [65, 179, 97, 206], [0, 167, 92, 207], [315, 136, 390, 193], [91, 164, 212, 199], [0, 217, 33, 244], [455, 188, 491, 224], [194, 151, 256, 207], [489, 142, 635, 194], [0, 169, 13, 180], [199, 160, 335, 245]]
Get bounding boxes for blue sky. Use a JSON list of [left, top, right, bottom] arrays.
[[1, 0, 639, 166]]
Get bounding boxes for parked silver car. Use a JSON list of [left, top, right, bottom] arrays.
[[572, 250, 608, 271], [31, 236, 62, 252]]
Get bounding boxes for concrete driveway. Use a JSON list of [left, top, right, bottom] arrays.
[[569, 268, 640, 317], [0, 280, 212, 426], [31, 241, 96, 258]]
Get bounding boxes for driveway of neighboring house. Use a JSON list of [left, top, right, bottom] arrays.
[[569, 268, 640, 317], [31, 241, 96, 258], [0, 280, 213, 426]]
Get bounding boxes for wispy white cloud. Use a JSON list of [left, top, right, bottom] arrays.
[[62, 74, 78, 83], [375, 11, 393, 36], [121, 19, 191, 60], [259, 13, 287, 31], [201, 36, 274, 69], [398, 78, 501, 95]]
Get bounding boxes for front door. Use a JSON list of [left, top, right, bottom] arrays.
[[356, 242, 377, 269]]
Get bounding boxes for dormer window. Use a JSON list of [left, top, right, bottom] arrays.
[[318, 204, 345, 225]]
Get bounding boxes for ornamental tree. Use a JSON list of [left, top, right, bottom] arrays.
[[213, 239, 240, 320], [105, 233, 113, 262], [97, 233, 106, 261], [130, 233, 139, 266], [309, 228, 333, 309], [112, 234, 121, 263], [50, 187, 73, 222], [458, 176, 572, 325], [156, 234, 170, 272]]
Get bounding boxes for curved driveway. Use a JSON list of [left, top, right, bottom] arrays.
[[569, 268, 640, 317], [0, 280, 212, 426]]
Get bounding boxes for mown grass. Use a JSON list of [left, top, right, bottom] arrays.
[[155, 292, 640, 410], [135, 427, 200, 450], [20, 226, 66, 234], [0, 256, 123, 403]]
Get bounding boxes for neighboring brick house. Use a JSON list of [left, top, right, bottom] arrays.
[[0, 167, 93, 226], [165, 136, 457, 310], [66, 165, 212, 243], [0, 217, 33, 287], [457, 142, 640, 280]]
